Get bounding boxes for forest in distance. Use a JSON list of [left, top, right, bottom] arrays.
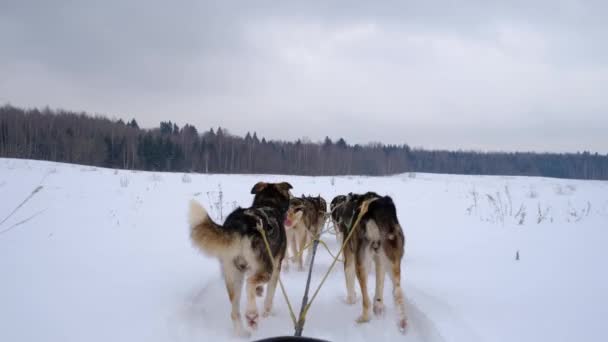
[[1, 104, 607, 180]]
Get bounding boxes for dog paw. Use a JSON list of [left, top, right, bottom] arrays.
[[256, 285, 264, 297], [262, 308, 274, 318], [373, 300, 385, 316], [345, 295, 357, 305], [356, 314, 370, 324], [245, 311, 259, 330], [397, 318, 408, 333], [297, 265, 305, 272]]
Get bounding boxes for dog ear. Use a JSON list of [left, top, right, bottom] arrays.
[[251, 182, 268, 194], [276, 182, 293, 191]]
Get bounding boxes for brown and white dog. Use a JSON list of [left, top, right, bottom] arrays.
[[189, 182, 292, 337], [330, 192, 408, 333], [283, 195, 327, 271]]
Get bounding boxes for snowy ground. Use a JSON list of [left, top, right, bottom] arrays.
[[1, 158, 607, 342]]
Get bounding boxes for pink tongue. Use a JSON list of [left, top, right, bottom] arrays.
[[284, 219, 292, 227]]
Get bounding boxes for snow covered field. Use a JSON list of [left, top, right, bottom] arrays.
[[1, 158, 607, 342]]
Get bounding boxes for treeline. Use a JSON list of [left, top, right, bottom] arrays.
[[1, 105, 607, 180]]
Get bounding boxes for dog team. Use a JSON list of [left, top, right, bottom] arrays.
[[188, 182, 407, 337]]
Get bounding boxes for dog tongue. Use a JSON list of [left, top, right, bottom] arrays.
[[284, 219, 292, 227]]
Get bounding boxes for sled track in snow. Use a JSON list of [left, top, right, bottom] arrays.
[[404, 296, 446, 342], [407, 285, 482, 342], [168, 272, 467, 342]]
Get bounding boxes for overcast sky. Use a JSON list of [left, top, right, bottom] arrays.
[[1, 1, 607, 152]]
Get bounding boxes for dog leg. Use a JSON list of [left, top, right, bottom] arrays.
[[304, 231, 313, 267], [333, 220, 342, 245], [297, 229, 307, 271], [245, 276, 260, 330], [373, 253, 385, 316], [343, 249, 357, 305], [283, 230, 293, 272], [389, 261, 408, 333], [355, 248, 371, 323], [290, 230, 298, 262], [245, 272, 270, 330], [263, 261, 281, 317], [222, 261, 248, 338]]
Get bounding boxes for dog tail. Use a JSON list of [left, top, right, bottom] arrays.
[[367, 196, 400, 229], [189, 200, 235, 257], [368, 196, 405, 248]]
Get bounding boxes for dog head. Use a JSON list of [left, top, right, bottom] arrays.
[[284, 197, 305, 229], [330, 195, 347, 212], [302, 195, 327, 214], [250, 181, 293, 212]]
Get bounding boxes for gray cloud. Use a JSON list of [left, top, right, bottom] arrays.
[[1, 0, 607, 152]]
